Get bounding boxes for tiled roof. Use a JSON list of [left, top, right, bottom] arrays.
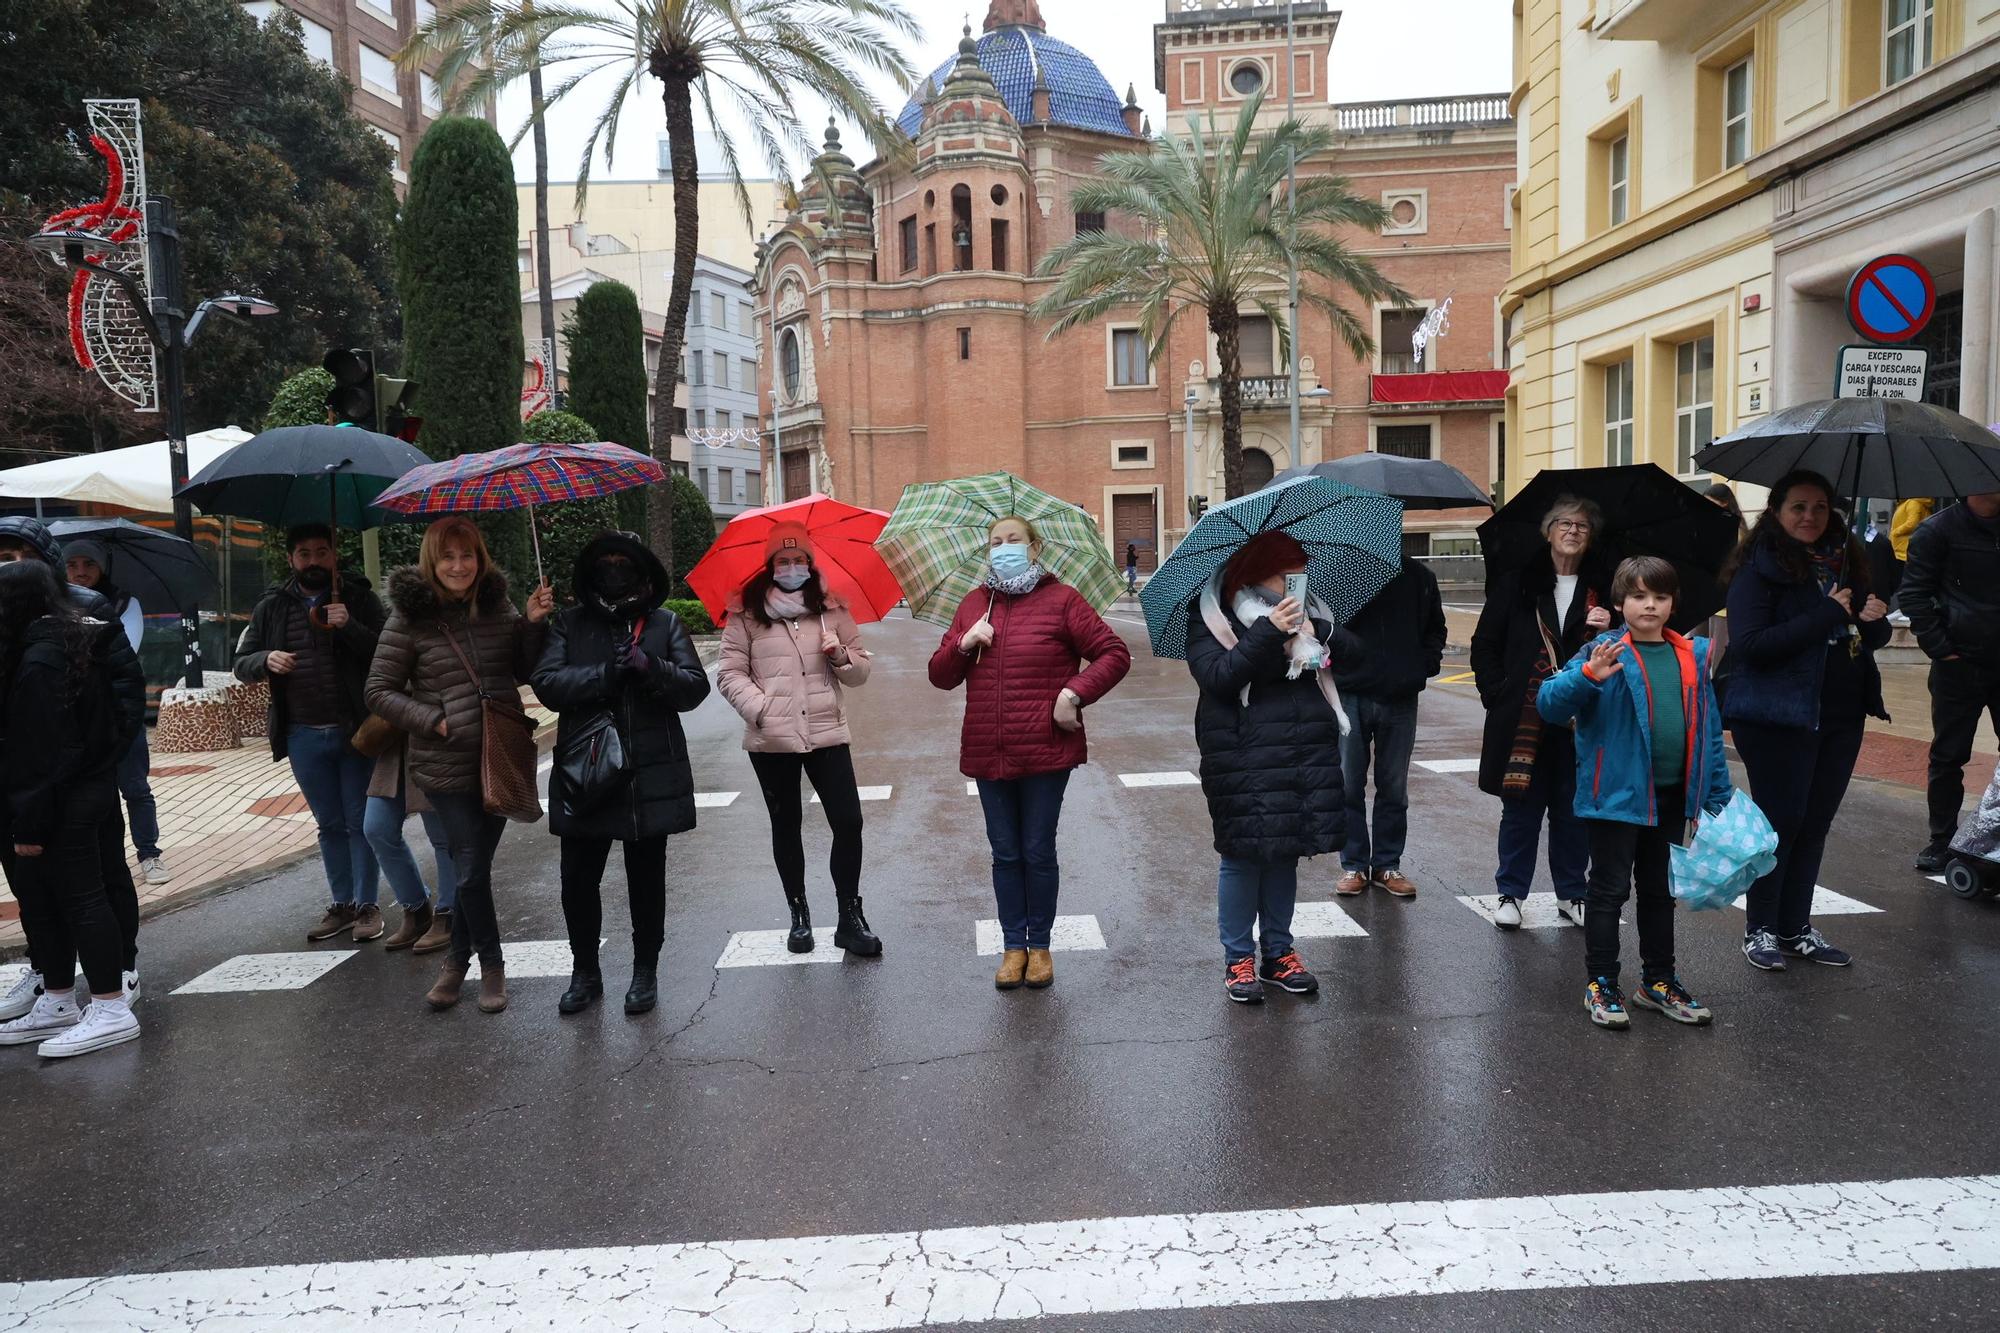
[[896, 26, 1135, 140]]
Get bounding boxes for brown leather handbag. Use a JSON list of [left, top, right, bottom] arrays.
[[348, 713, 399, 758], [439, 623, 543, 823]]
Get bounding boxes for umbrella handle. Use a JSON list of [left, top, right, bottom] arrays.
[[528, 499, 546, 588]]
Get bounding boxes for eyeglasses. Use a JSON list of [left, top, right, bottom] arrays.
[[1552, 520, 1593, 534]]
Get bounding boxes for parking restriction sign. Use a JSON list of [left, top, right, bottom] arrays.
[[1836, 344, 1929, 400]]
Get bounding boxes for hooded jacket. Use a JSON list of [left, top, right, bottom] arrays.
[[0, 516, 144, 757], [716, 579, 871, 754], [233, 570, 387, 760], [1469, 547, 1614, 797], [364, 566, 547, 796], [530, 532, 711, 839], [6, 617, 124, 845]]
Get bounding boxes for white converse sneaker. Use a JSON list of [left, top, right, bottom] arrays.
[[37, 997, 138, 1058], [122, 971, 142, 1009], [1493, 895, 1524, 930], [0, 993, 81, 1045], [140, 856, 171, 885], [0, 969, 44, 1023]]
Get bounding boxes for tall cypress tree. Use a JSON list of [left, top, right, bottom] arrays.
[[395, 117, 521, 462], [562, 280, 651, 535]]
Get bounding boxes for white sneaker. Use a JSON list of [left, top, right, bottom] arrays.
[[1557, 898, 1589, 928], [1494, 895, 1524, 930], [37, 997, 138, 1058], [0, 993, 81, 1045], [140, 857, 170, 885], [0, 969, 44, 1022], [122, 971, 142, 1009]]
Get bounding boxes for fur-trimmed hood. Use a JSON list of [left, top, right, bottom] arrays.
[[572, 530, 669, 608], [386, 564, 513, 622]]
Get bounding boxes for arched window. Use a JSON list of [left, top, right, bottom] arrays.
[[950, 184, 973, 271], [1241, 447, 1275, 491], [779, 327, 801, 400]]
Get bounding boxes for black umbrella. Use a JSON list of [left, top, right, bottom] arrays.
[[177, 424, 432, 530], [50, 518, 217, 613], [1268, 455, 1493, 510], [1479, 464, 1740, 631], [1695, 397, 2000, 499]]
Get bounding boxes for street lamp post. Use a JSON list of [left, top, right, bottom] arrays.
[[1182, 385, 1200, 548], [1285, 0, 1302, 465]]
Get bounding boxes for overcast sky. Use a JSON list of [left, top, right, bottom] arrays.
[[503, 1, 1513, 188]]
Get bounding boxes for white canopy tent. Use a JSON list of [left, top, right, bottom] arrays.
[[0, 426, 251, 512]]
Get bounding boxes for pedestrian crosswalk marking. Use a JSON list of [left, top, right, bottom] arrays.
[[974, 914, 1106, 956], [13, 1173, 1998, 1328], [1118, 770, 1199, 788], [716, 928, 850, 968], [812, 785, 893, 803], [966, 780, 979, 796], [1728, 887, 1882, 916], [172, 951, 354, 995], [466, 939, 598, 981], [694, 791, 740, 809], [1457, 895, 1606, 929], [1415, 758, 1481, 774], [1290, 901, 1369, 938]]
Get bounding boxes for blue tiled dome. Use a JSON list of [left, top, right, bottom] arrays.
[[896, 26, 1135, 139]]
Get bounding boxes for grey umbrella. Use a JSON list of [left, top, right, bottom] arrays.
[[1695, 397, 2000, 499], [1266, 455, 1493, 510]]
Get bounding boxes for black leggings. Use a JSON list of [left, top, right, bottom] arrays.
[[6, 804, 137, 981], [425, 789, 508, 969], [747, 745, 864, 901], [560, 835, 667, 970], [15, 808, 127, 995]]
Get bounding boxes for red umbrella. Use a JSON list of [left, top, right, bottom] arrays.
[[686, 494, 899, 624]]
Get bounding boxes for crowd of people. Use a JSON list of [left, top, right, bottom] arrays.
[[0, 469, 1991, 1055]]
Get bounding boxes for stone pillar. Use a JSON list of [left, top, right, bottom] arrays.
[[1961, 207, 1995, 428]]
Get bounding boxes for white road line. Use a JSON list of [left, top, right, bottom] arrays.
[[813, 785, 893, 803], [467, 939, 596, 981], [1118, 770, 1199, 788], [1457, 895, 1607, 929], [966, 780, 979, 796], [1291, 900, 1368, 938], [1103, 613, 1150, 628], [694, 791, 741, 809], [1415, 758, 1481, 774], [171, 951, 355, 995], [716, 928, 850, 968], [1728, 887, 1883, 916], [974, 914, 1106, 956], [12, 1174, 1999, 1329]]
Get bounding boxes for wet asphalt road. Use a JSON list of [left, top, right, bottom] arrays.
[[5, 605, 1999, 1328]]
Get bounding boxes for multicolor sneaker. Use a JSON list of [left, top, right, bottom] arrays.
[[1584, 977, 1629, 1029], [1224, 956, 1265, 1004], [1778, 926, 1851, 967], [1742, 929, 1787, 971], [1258, 951, 1319, 995], [1631, 976, 1714, 1025]]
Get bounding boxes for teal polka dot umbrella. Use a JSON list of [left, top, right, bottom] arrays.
[[1140, 475, 1404, 660]]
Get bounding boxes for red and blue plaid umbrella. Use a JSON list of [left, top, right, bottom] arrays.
[[372, 441, 667, 581]]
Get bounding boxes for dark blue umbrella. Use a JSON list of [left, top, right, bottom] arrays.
[[1139, 475, 1403, 659], [177, 424, 431, 529]]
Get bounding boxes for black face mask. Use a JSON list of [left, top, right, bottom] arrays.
[[295, 565, 333, 592], [591, 557, 650, 614]]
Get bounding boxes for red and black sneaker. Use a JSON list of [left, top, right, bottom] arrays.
[[1224, 956, 1265, 1004], [1259, 951, 1320, 995]]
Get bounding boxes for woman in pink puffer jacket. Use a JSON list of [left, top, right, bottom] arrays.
[[716, 523, 880, 959]]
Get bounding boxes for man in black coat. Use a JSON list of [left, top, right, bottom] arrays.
[[1897, 492, 2000, 871], [1332, 556, 1446, 897]]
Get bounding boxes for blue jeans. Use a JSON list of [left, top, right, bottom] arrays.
[[1494, 732, 1588, 901], [975, 769, 1071, 950], [1218, 856, 1298, 962], [362, 794, 456, 912], [287, 725, 378, 907], [117, 728, 161, 861], [1339, 693, 1418, 872]]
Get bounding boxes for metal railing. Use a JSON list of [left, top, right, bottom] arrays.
[[1336, 95, 1512, 133], [1233, 375, 1290, 406]]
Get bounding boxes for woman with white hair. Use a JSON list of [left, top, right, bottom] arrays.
[[1470, 496, 1615, 930]]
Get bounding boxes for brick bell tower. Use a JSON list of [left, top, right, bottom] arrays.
[[1154, 0, 1338, 118]]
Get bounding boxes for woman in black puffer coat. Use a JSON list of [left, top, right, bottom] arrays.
[[1188, 532, 1359, 1006], [531, 531, 710, 1017]]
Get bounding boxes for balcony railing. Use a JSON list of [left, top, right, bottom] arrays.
[[1336, 95, 1512, 133], [1163, 0, 1330, 23], [1233, 375, 1290, 407]]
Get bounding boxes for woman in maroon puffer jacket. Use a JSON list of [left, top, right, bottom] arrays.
[[929, 515, 1131, 992]]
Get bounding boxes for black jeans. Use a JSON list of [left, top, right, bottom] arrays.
[[424, 789, 508, 969], [560, 835, 667, 970], [14, 803, 126, 996], [1733, 718, 1865, 938], [747, 745, 865, 902], [1927, 658, 2000, 843], [1583, 785, 1683, 985], [2, 799, 135, 980]]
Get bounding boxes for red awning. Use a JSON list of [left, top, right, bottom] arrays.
[[1370, 371, 1511, 405]]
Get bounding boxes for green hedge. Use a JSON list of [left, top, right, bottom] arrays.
[[663, 598, 715, 635]]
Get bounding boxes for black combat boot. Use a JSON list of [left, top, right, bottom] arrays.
[[786, 893, 815, 954], [558, 966, 602, 1015], [624, 965, 658, 1015], [833, 896, 882, 957]]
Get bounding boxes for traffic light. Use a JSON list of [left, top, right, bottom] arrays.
[[1190, 494, 1209, 518], [322, 347, 375, 427], [376, 374, 419, 441]]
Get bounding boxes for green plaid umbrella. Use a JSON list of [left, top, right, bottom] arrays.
[[875, 472, 1125, 625]]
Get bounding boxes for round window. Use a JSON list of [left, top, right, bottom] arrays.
[[990, 184, 1008, 206], [1229, 62, 1264, 96], [1390, 198, 1420, 227], [779, 328, 801, 401]]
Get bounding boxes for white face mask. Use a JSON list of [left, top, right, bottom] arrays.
[[772, 566, 811, 592]]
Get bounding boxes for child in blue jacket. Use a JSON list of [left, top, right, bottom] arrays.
[[1538, 556, 1733, 1031]]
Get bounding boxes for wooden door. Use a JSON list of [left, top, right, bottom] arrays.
[[1111, 492, 1158, 572], [781, 448, 811, 500]]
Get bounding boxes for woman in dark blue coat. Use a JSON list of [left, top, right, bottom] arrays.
[[1187, 532, 1359, 1006], [1723, 471, 1890, 972]]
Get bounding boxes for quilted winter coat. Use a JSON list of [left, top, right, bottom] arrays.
[[927, 576, 1131, 781], [364, 567, 548, 796], [715, 598, 871, 753], [1187, 603, 1355, 863]]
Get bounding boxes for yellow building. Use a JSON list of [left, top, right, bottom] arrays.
[[1503, 0, 2000, 504]]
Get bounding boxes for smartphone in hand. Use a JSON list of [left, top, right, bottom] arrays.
[[1283, 572, 1309, 608]]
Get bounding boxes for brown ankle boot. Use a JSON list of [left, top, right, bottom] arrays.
[[383, 904, 432, 951], [412, 909, 452, 955], [478, 963, 507, 1013], [1024, 948, 1054, 989], [994, 948, 1028, 990], [426, 960, 468, 1010]]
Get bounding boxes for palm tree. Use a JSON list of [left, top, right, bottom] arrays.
[[1033, 92, 1410, 501], [408, 0, 921, 581]]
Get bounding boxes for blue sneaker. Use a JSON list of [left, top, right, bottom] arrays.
[[1742, 929, 1786, 971], [1778, 926, 1851, 967], [1584, 977, 1629, 1030], [1630, 975, 1714, 1025]]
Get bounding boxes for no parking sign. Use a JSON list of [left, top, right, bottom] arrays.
[[1837, 254, 1935, 399]]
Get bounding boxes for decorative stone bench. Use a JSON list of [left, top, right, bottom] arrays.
[[155, 672, 270, 754]]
